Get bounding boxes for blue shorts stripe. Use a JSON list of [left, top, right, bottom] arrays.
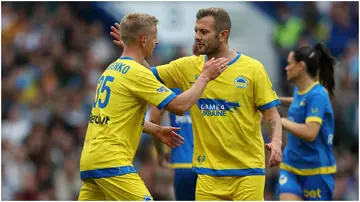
[[193, 167, 265, 176], [80, 166, 136, 179]]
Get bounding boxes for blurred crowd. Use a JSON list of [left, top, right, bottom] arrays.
[[1, 2, 358, 201], [2, 2, 118, 200]]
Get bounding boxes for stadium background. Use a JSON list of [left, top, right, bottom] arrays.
[[1, 1, 358, 200]]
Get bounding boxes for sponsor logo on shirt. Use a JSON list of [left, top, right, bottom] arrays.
[[197, 155, 206, 163], [156, 86, 169, 92], [175, 115, 192, 124], [197, 98, 240, 117], [89, 113, 110, 124]]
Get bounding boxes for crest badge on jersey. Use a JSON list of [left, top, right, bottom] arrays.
[[279, 174, 288, 185], [234, 76, 248, 88], [300, 100, 306, 106], [197, 155, 206, 163]]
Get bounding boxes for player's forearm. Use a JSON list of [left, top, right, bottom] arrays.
[[263, 108, 283, 144], [153, 136, 165, 154], [279, 97, 293, 108], [165, 75, 209, 115], [149, 106, 165, 154], [281, 118, 317, 142], [143, 121, 161, 136]]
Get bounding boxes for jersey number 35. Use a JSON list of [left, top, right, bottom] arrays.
[[93, 75, 114, 108]]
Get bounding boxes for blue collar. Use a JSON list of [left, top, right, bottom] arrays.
[[119, 56, 134, 60], [204, 52, 241, 66]]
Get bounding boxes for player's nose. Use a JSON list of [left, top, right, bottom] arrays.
[[195, 32, 202, 41]]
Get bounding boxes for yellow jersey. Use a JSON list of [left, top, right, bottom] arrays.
[[152, 53, 279, 176], [80, 56, 176, 179]]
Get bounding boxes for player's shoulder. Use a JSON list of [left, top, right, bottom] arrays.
[[173, 55, 204, 64], [118, 59, 151, 73], [238, 54, 264, 70], [116, 58, 142, 69], [293, 86, 299, 95], [108, 58, 155, 81], [307, 84, 330, 100]]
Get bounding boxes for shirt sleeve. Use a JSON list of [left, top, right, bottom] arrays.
[[131, 71, 177, 110], [254, 63, 280, 110], [151, 57, 190, 88], [305, 93, 326, 125]]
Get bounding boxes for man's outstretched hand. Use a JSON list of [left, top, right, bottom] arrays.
[[156, 126, 184, 148], [110, 23, 124, 47]]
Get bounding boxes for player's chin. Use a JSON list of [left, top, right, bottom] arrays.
[[147, 48, 155, 56], [197, 49, 207, 55], [147, 51, 154, 57], [286, 74, 292, 81]]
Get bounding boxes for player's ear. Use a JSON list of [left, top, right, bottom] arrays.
[[140, 35, 146, 47], [299, 61, 306, 71], [219, 30, 229, 42]]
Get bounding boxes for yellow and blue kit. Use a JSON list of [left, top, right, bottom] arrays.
[[152, 52, 279, 200], [279, 82, 336, 200], [79, 56, 177, 201]]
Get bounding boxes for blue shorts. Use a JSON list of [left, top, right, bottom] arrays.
[[173, 168, 197, 201], [278, 169, 335, 200]]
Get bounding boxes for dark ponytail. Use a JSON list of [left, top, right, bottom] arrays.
[[314, 43, 335, 97], [293, 42, 336, 97]]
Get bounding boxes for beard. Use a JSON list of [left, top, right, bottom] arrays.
[[197, 37, 220, 55]]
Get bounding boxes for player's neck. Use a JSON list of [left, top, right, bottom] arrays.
[[206, 45, 237, 62], [296, 76, 316, 92], [121, 47, 145, 65]]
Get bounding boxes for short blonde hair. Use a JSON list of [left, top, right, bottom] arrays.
[[120, 13, 158, 45]]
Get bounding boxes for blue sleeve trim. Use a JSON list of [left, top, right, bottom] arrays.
[[157, 93, 177, 110], [258, 99, 280, 110], [170, 88, 183, 95], [192, 167, 265, 176], [80, 166, 136, 179], [151, 66, 164, 84]]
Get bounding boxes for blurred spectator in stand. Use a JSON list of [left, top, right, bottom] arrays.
[[327, 2, 358, 58], [272, 3, 304, 95]]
